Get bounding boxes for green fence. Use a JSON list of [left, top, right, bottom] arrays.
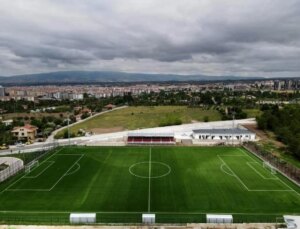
[[0, 212, 69, 225], [0, 212, 285, 225]]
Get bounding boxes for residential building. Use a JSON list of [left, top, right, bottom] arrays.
[[192, 128, 256, 142], [2, 119, 13, 126], [0, 85, 5, 97], [11, 124, 38, 141]]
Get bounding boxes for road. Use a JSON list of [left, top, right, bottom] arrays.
[[45, 105, 128, 142], [0, 118, 256, 156]]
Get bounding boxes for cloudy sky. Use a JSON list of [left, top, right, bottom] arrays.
[[0, 0, 299, 77]]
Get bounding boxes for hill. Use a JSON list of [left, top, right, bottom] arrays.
[[0, 71, 262, 85]]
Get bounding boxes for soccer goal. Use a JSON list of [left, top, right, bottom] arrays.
[[25, 160, 39, 173], [263, 161, 276, 174]]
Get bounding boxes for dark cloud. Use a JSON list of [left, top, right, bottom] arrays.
[[0, 0, 299, 77]]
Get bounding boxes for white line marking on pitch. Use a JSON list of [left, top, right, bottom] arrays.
[[5, 154, 84, 192], [220, 164, 235, 177], [1, 148, 64, 193], [129, 161, 171, 179], [218, 155, 250, 191], [246, 162, 278, 180], [48, 154, 84, 191], [24, 161, 55, 178], [238, 148, 300, 196], [148, 147, 152, 212], [65, 163, 81, 176], [219, 154, 297, 193]]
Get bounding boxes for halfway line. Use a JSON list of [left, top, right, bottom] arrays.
[[148, 147, 152, 212]]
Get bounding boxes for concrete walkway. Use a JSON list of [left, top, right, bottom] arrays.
[[0, 118, 256, 155], [45, 105, 128, 142]]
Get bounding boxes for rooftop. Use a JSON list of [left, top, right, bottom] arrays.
[[128, 132, 174, 137], [193, 128, 253, 135]]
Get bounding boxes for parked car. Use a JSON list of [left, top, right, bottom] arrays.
[[15, 142, 25, 147], [25, 140, 33, 145], [0, 144, 9, 150]]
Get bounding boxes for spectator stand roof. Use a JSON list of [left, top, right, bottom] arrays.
[[128, 132, 174, 137]]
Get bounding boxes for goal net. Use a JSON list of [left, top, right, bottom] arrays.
[[263, 162, 276, 174], [25, 160, 39, 173]]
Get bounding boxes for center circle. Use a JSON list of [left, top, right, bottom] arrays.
[[129, 161, 171, 179]]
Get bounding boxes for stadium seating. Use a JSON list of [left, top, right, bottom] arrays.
[[127, 135, 175, 145]]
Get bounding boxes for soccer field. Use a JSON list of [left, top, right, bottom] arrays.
[[0, 146, 300, 224]]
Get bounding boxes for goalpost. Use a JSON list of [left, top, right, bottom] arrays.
[[263, 161, 276, 174], [25, 160, 39, 173]]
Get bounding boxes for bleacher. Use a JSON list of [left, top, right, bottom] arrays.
[[127, 133, 175, 145]]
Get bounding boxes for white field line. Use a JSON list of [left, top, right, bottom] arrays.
[[65, 163, 81, 176], [48, 154, 84, 191], [6, 154, 84, 192], [219, 154, 294, 192], [220, 164, 235, 177], [220, 155, 247, 157], [217, 155, 250, 191], [246, 162, 278, 180], [148, 147, 152, 212], [1, 148, 63, 193], [276, 178, 300, 196], [24, 161, 55, 178], [55, 154, 83, 156], [239, 148, 300, 196], [247, 190, 295, 192]]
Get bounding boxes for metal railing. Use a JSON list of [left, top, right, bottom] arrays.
[[244, 142, 300, 185], [0, 212, 285, 225]]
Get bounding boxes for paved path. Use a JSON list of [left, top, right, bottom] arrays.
[[45, 106, 128, 142], [0, 118, 256, 155]]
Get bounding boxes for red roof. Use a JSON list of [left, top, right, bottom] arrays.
[[105, 104, 115, 108], [12, 124, 38, 132], [24, 124, 38, 130]]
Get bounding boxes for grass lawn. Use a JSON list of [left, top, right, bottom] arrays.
[[55, 106, 222, 138], [3, 111, 68, 120], [0, 146, 299, 224], [243, 109, 263, 118]]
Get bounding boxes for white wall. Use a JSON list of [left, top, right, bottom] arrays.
[[193, 133, 256, 141]]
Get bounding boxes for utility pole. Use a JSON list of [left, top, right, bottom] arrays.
[[232, 112, 235, 146], [68, 113, 70, 146]]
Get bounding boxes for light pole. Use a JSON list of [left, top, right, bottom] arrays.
[[68, 113, 71, 146], [232, 112, 235, 146]]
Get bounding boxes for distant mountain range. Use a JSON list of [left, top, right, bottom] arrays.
[[0, 71, 263, 85]]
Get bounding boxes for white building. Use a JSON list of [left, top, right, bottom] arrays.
[[2, 119, 13, 126], [192, 128, 256, 142], [0, 85, 5, 97]]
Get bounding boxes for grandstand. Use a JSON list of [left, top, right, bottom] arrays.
[[127, 132, 175, 145]]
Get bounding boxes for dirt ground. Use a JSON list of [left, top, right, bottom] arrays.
[[242, 124, 285, 148], [0, 223, 280, 229]]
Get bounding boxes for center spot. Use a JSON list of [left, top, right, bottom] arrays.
[[129, 161, 171, 179]]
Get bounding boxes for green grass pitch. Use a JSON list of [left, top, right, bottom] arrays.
[[0, 146, 300, 224]]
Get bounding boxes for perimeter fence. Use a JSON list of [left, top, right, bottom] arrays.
[[0, 212, 285, 225], [244, 142, 300, 185], [0, 158, 23, 182], [0, 141, 60, 184]]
